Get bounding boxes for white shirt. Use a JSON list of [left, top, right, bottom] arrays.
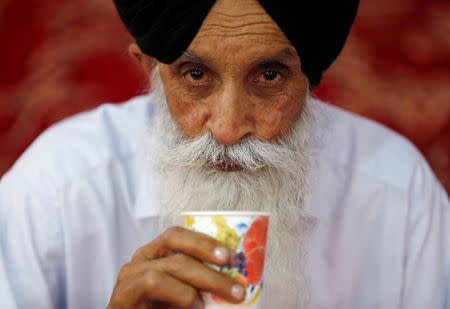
[[0, 94, 449, 309]]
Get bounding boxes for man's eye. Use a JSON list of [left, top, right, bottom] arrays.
[[263, 70, 279, 81], [185, 69, 205, 81], [256, 70, 283, 83]]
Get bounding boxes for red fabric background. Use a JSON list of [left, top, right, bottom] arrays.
[[0, 0, 449, 193]]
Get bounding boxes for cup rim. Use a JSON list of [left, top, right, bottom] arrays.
[[181, 211, 271, 216]]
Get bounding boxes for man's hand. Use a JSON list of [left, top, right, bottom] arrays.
[[107, 226, 246, 309]]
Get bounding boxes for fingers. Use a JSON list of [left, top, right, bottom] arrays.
[[153, 253, 246, 303], [133, 226, 232, 266], [109, 226, 245, 308], [118, 268, 204, 309]]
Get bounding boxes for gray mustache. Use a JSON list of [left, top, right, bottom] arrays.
[[163, 131, 300, 172]]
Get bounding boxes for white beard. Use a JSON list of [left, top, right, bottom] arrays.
[[148, 66, 314, 308]]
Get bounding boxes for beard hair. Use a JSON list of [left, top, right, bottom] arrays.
[[148, 65, 314, 308]]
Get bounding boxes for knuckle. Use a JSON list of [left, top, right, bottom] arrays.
[[167, 253, 190, 274], [165, 226, 184, 238], [172, 252, 190, 265], [143, 270, 161, 291], [131, 246, 146, 260], [117, 262, 133, 282], [161, 226, 184, 246]]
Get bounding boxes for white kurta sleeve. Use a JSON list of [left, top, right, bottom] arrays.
[[0, 168, 65, 309], [0, 245, 17, 309], [401, 159, 450, 308]]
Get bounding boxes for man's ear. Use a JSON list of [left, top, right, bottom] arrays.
[[128, 43, 156, 75]]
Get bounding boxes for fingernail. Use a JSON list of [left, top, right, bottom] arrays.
[[214, 246, 229, 262], [193, 299, 204, 309], [231, 284, 245, 300]]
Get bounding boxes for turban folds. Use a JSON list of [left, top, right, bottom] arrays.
[[113, 0, 359, 87]]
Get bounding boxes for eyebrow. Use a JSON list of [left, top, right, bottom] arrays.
[[259, 47, 298, 64], [181, 51, 205, 63], [180, 47, 298, 65]]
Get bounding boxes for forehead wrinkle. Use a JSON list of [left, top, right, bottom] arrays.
[[196, 0, 285, 39], [202, 20, 276, 30], [200, 11, 280, 31], [196, 19, 287, 41], [194, 31, 287, 40], [187, 0, 293, 65]]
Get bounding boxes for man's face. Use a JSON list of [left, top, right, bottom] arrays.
[[158, 0, 308, 145]]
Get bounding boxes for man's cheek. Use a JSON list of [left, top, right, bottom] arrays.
[[275, 94, 304, 121], [167, 98, 207, 137], [255, 100, 302, 140]]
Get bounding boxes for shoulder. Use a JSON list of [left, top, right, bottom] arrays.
[[308, 97, 449, 248], [306, 99, 449, 307], [1, 94, 157, 195], [310, 97, 442, 193]]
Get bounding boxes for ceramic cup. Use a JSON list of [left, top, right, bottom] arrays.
[[181, 211, 270, 309]]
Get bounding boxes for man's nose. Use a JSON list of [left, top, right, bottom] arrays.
[[206, 88, 253, 145]]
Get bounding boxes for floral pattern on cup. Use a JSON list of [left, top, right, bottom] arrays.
[[183, 212, 269, 307]]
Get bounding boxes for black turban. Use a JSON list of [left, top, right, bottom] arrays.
[[113, 0, 359, 87]]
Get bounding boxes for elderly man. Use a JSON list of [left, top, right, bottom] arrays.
[[0, 0, 449, 308]]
